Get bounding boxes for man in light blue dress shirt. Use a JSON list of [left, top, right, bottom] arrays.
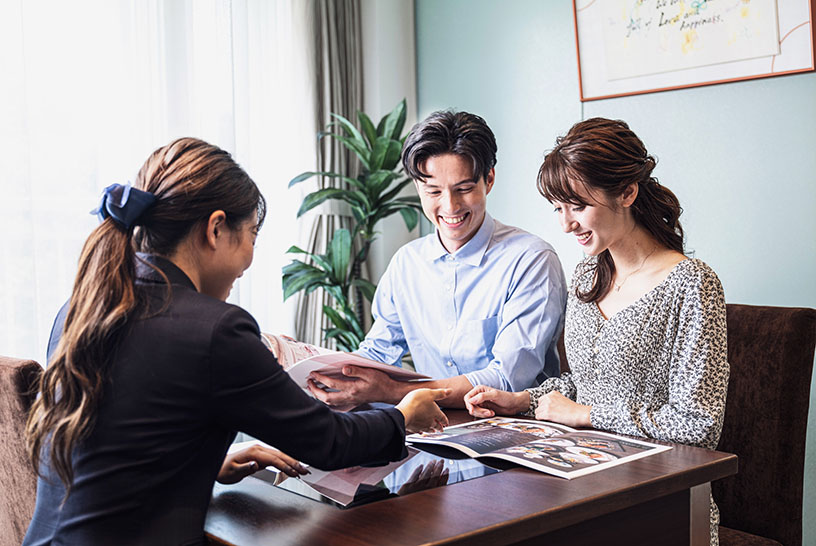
[[307, 111, 567, 408]]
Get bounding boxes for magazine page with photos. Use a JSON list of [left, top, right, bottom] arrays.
[[407, 417, 671, 479], [260, 333, 430, 389]]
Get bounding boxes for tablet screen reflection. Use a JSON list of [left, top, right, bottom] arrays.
[[253, 446, 502, 508]]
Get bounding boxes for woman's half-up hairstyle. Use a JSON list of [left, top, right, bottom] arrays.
[[26, 138, 265, 492], [537, 118, 683, 302]]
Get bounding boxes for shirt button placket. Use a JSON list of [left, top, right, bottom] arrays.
[[444, 255, 457, 375]]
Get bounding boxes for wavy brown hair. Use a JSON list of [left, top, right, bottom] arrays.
[[537, 118, 684, 303], [26, 138, 266, 492], [402, 110, 497, 183]]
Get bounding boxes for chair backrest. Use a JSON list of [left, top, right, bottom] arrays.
[[0, 356, 41, 546], [713, 304, 816, 546]]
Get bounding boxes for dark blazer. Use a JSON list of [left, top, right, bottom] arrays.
[[24, 255, 407, 546]]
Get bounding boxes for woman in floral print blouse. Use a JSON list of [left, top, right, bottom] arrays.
[[464, 118, 729, 546]]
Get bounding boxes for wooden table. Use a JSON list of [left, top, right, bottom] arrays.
[[205, 411, 737, 546]]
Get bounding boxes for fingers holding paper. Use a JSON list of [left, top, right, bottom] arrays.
[[306, 365, 401, 408]]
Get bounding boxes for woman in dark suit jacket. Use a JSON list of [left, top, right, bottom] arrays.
[[23, 138, 448, 546]]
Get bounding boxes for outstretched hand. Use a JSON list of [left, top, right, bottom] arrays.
[[217, 444, 309, 485], [464, 385, 530, 418], [306, 365, 400, 408], [395, 388, 451, 433]]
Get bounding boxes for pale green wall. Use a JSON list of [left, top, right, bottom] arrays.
[[415, 1, 816, 543]]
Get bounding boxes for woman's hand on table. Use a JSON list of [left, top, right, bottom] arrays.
[[534, 391, 592, 428], [217, 445, 309, 485], [464, 386, 530, 418]]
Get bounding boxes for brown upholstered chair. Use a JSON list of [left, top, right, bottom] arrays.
[[714, 304, 816, 546], [0, 356, 41, 546], [554, 304, 815, 545]]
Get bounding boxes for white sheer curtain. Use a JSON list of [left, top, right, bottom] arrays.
[[0, 0, 315, 365]]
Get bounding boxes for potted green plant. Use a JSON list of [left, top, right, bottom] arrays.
[[283, 99, 420, 351]]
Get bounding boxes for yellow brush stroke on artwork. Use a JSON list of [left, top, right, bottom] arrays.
[[741, 7, 749, 18], [681, 30, 698, 54]]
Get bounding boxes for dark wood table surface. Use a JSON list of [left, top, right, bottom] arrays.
[[205, 411, 737, 546]]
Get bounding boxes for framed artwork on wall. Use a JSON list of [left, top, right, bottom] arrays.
[[573, 0, 816, 101]]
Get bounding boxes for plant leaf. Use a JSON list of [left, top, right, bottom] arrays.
[[357, 111, 377, 147], [367, 200, 422, 227], [369, 136, 390, 172], [329, 113, 367, 150], [288, 171, 318, 188], [347, 312, 366, 340], [378, 99, 407, 141], [382, 139, 403, 171], [289, 171, 365, 190], [365, 170, 398, 200], [285, 245, 310, 255], [322, 133, 371, 171], [336, 304, 366, 340], [350, 205, 366, 224], [329, 229, 352, 285], [283, 270, 330, 300], [282, 260, 321, 276], [324, 328, 358, 352], [376, 177, 413, 206], [297, 188, 364, 218], [399, 207, 419, 232], [324, 284, 346, 305], [351, 278, 377, 302], [355, 244, 369, 263], [323, 306, 350, 331], [392, 195, 422, 206]]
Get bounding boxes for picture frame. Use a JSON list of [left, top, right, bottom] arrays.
[[573, 0, 816, 101]]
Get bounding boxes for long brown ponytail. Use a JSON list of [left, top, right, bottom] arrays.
[[26, 138, 266, 491], [537, 118, 684, 303]]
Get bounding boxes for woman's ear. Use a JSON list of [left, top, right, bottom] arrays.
[[619, 182, 638, 208], [204, 210, 227, 250]]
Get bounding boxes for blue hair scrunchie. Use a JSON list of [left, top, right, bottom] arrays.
[[91, 183, 157, 230]]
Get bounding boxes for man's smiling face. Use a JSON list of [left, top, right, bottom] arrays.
[[415, 153, 494, 253]]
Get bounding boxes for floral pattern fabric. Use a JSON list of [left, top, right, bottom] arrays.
[[526, 257, 729, 545]]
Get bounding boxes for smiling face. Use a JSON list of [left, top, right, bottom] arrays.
[[199, 217, 258, 300], [552, 181, 635, 256], [415, 153, 494, 253]]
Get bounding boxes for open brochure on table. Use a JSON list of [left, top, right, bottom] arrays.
[[260, 333, 429, 389], [406, 417, 671, 479]]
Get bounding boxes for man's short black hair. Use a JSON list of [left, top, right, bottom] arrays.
[[401, 110, 497, 183]]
